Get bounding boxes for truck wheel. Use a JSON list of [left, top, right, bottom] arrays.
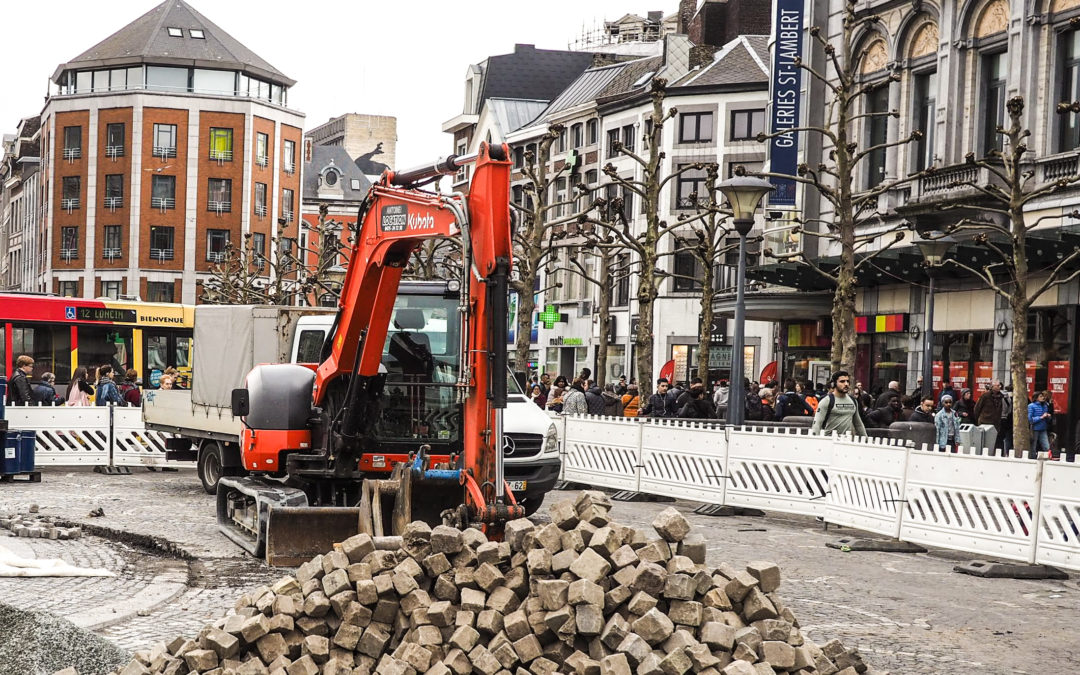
[[522, 492, 546, 517], [198, 442, 224, 494]]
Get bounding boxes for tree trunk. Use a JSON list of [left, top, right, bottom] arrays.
[[697, 265, 715, 386], [513, 272, 535, 378], [596, 250, 613, 388], [1009, 296, 1031, 457], [635, 280, 655, 398]]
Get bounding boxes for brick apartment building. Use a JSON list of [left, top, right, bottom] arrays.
[[38, 0, 304, 303]]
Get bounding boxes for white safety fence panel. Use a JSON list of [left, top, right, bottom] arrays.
[[900, 449, 1041, 563], [725, 427, 831, 516], [112, 407, 187, 467], [825, 436, 909, 538], [639, 419, 726, 503], [562, 415, 641, 491], [5, 406, 110, 466], [1035, 461, 1080, 571]]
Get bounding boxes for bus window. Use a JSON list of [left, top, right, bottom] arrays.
[[77, 326, 133, 378], [175, 336, 191, 369], [147, 335, 168, 372], [295, 329, 325, 363], [11, 323, 72, 382]]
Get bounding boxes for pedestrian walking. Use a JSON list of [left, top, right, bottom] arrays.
[[797, 381, 818, 412], [665, 381, 685, 417], [955, 389, 975, 422], [66, 367, 94, 406], [601, 384, 624, 416], [908, 396, 936, 424], [547, 376, 568, 414], [934, 395, 960, 452], [621, 384, 641, 417], [744, 380, 764, 421], [712, 379, 729, 410], [94, 365, 124, 406], [775, 378, 813, 419], [973, 381, 1005, 442], [811, 371, 868, 437], [32, 372, 64, 405], [639, 379, 671, 418], [875, 380, 902, 408], [614, 376, 628, 396], [1028, 391, 1053, 459], [539, 373, 552, 396], [7, 355, 35, 405], [120, 368, 142, 406], [866, 394, 902, 428], [759, 388, 776, 421], [584, 382, 606, 415], [1000, 384, 1014, 453], [678, 388, 714, 419], [528, 384, 547, 410], [560, 378, 587, 415]]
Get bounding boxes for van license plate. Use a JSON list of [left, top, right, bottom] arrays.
[[507, 481, 527, 491]]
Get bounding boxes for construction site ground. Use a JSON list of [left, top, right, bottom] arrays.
[[0, 467, 1076, 675]]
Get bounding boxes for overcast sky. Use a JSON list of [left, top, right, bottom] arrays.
[[3, 0, 665, 168]]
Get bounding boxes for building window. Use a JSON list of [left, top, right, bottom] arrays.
[[981, 52, 1007, 155], [251, 232, 266, 270], [151, 175, 176, 209], [209, 127, 233, 161], [189, 29, 205, 39], [571, 123, 583, 148], [512, 146, 525, 169], [673, 239, 703, 292], [101, 280, 122, 299], [60, 227, 79, 260], [153, 123, 177, 158], [614, 254, 630, 307], [1059, 30, 1080, 152], [911, 71, 937, 170], [283, 139, 296, 174], [208, 178, 232, 212], [680, 111, 715, 143], [254, 182, 267, 217], [63, 126, 82, 160], [61, 176, 81, 210], [621, 124, 635, 153], [207, 229, 230, 262], [167, 27, 183, 37], [866, 84, 889, 188], [146, 65, 188, 92], [104, 174, 123, 208], [150, 226, 175, 260], [147, 282, 174, 303], [586, 118, 598, 145], [256, 132, 269, 166], [282, 188, 294, 222], [105, 123, 124, 157], [729, 109, 764, 141], [676, 165, 709, 209], [59, 281, 78, 297], [607, 128, 620, 158], [103, 225, 122, 259]]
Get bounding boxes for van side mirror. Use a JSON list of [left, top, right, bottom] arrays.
[[231, 388, 250, 417]]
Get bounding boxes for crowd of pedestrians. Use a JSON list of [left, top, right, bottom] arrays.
[[5, 354, 183, 407]]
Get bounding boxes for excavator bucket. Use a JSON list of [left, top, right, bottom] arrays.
[[264, 506, 365, 567]]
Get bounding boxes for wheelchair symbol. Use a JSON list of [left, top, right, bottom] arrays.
[[65, 306, 76, 320]]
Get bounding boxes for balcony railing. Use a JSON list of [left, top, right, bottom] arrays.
[[284, 162, 295, 175], [105, 145, 124, 159], [104, 196, 123, 209], [209, 149, 233, 162], [103, 247, 122, 260], [150, 248, 174, 261], [154, 145, 177, 159], [209, 200, 231, 213], [206, 251, 227, 263], [62, 147, 81, 161], [1041, 153, 1080, 183], [60, 248, 78, 261], [920, 165, 980, 195], [256, 154, 269, 167], [151, 197, 175, 210], [255, 204, 267, 217], [61, 198, 80, 211], [282, 209, 293, 222]]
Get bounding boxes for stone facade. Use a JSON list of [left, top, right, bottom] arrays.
[[305, 114, 397, 177]]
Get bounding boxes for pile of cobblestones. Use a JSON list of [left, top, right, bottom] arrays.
[[68, 492, 874, 675], [1, 513, 83, 540]]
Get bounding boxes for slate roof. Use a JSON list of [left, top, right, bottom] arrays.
[[595, 55, 663, 104], [487, 99, 550, 136], [678, 35, 770, 87], [475, 45, 597, 111], [303, 146, 371, 201], [52, 0, 293, 86]]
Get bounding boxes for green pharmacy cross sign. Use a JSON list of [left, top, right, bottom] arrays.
[[538, 305, 566, 329]]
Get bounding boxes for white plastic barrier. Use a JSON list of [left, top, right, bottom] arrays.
[[900, 448, 1042, 563], [111, 407, 177, 467], [725, 426, 832, 516], [562, 415, 641, 491], [639, 419, 726, 503], [7, 405, 111, 466], [1035, 460, 1080, 570], [825, 436, 910, 538]]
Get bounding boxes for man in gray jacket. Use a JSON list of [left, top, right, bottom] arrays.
[[811, 371, 868, 437]]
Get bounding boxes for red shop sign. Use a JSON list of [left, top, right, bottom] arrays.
[[949, 362, 969, 392], [932, 362, 944, 396], [973, 362, 993, 401], [1048, 361, 1069, 411], [1026, 361, 1037, 400]]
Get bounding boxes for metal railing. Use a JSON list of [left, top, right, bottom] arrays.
[[254, 204, 267, 217], [103, 247, 122, 260], [153, 145, 177, 159], [104, 196, 123, 209], [60, 248, 78, 261], [256, 154, 269, 167], [282, 209, 293, 222], [61, 198, 80, 211], [151, 197, 175, 210], [63, 147, 81, 160], [208, 200, 231, 213], [105, 145, 124, 159], [206, 251, 227, 262], [150, 248, 174, 261], [284, 162, 295, 175], [209, 149, 233, 162]]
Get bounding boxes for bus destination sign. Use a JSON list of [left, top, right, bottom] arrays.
[[75, 307, 138, 323]]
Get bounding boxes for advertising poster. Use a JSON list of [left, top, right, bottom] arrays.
[[1026, 361, 1037, 400], [1048, 361, 1069, 410], [932, 362, 943, 396], [949, 362, 969, 392], [973, 362, 993, 401]]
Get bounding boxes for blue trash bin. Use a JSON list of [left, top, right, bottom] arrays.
[[2, 431, 20, 475], [17, 430, 35, 473]]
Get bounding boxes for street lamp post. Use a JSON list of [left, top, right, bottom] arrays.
[[916, 232, 955, 400], [717, 177, 774, 426]]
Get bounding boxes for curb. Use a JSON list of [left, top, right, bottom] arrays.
[[66, 559, 190, 631]]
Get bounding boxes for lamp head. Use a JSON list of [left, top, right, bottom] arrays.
[[717, 176, 774, 236], [916, 231, 957, 267]]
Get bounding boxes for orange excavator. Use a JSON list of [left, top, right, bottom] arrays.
[[217, 142, 524, 564]]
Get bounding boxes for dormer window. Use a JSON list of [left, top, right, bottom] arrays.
[[324, 169, 338, 186], [189, 29, 205, 39], [167, 27, 183, 37]]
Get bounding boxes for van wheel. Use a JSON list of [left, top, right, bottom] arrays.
[[198, 442, 224, 494]]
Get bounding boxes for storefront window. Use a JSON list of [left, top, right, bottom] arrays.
[[604, 345, 625, 383], [930, 330, 994, 397]]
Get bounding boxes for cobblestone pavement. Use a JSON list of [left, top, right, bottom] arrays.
[[0, 468, 1077, 673]]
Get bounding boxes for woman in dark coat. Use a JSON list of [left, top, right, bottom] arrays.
[[955, 389, 976, 423]]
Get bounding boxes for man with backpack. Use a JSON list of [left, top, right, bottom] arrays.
[[775, 378, 813, 420], [811, 371, 868, 437], [119, 368, 142, 406]]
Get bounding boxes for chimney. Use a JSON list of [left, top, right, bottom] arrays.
[[677, 0, 696, 34], [689, 44, 719, 70]]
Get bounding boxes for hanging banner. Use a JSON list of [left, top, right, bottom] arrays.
[[768, 0, 804, 206], [1026, 361, 1037, 400], [932, 362, 943, 396], [1048, 361, 1069, 411], [949, 362, 969, 392], [973, 362, 993, 401]]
